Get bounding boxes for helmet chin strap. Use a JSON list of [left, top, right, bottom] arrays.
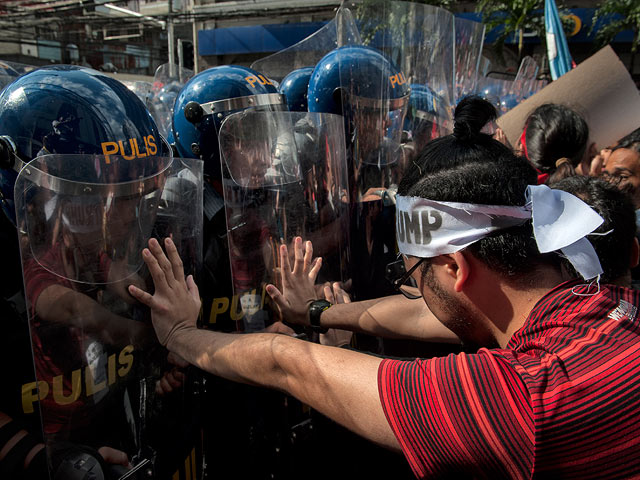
[[0, 135, 25, 173]]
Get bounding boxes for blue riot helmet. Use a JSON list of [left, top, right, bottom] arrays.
[[307, 45, 410, 168], [171, 65, 286, 178], [404, 83, 451, 154], [278, 67, 314, 112], [0, 65, 169, 225]]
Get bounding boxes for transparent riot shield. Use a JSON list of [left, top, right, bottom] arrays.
[[512, 56, 545, 102], [475, 75, 517, 116], [354, 1, 455, 119], [251, 7, 362, 84], [454, 17, 486, 102], [152, 63, 194, 89], [15, 154, 204, 480], [479, 56, 492, 78], [219, 111, 350, 332], [122, 80, 155, 108], [330, 1, 453, 308], [404, 83, 452, 160], [149, 64, 194, 139], [0, 61, 20, 91]]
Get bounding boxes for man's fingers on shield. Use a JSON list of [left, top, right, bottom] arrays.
[[166, 369, 184, 388], [323, 284, 335, 304], [148, 238, 176, 287], [128, 284, 156, 308], [303, 240, 313, 270], [280, 243, 292, 279], [309, 257, 322, 282], [266, 284, 287, 310], [292, 237, 304, 275], [139, 248, 169, 292], [156, 376, 172, 395], [186, 275, 200, 302], [333, 282, 351, 304], [164, 237, 185, 284]]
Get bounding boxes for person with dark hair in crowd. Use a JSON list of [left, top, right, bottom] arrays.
[[128, 96, 640, 479], [550, 175, 638, 286], [517, 103, 592, 184]]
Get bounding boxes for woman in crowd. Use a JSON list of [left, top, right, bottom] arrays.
[[517, 103, 593, 184]]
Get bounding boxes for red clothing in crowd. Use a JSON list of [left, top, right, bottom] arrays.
[[379, 281, 640, 479]]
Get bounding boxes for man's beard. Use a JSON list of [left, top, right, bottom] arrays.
[[423, 266, 499, 352]]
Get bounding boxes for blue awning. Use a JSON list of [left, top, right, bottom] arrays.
[[198, 22, 328, 56]]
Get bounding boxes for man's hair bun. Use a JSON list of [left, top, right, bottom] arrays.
[[452, 95, 497, 141]]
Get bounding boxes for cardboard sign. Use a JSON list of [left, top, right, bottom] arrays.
[[497, 45, 640, 150]]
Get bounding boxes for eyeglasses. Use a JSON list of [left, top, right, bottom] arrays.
[[385, 255, 425, 300]]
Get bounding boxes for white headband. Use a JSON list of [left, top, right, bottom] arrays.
[[396, 184, 604, 280]]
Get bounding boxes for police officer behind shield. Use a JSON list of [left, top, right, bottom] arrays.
[[0, 65, 200, 480]]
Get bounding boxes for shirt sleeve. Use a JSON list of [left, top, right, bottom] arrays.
[[378, 350, 534, 480]]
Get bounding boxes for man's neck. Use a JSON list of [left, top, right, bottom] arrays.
[[472, 266, 567, 348]]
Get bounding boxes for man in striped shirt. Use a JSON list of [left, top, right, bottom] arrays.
[[130, 97, 640, 478]]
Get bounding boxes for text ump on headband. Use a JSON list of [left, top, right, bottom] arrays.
[[396, 184, 604, 281]]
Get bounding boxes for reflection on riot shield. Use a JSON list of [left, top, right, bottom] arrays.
[[212, 110, 350, 480], [250, 7, 361, 84], [123, 81, 154, 109], [333, 2, 455, 304], [512, 56, 547, 102], [454, 17, 486, 102], [404, 83, 452, 159], [0, 59, 36, 91], [149, 63, 194, 139], [219, 110, 350, 331], [0, 60, 20, 91], [15, 154, 204, 480], [354, 1, 455, 116], [475, 75, 517, 117]]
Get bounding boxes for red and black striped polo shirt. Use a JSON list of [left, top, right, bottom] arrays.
[[378, 281, 640, 479]]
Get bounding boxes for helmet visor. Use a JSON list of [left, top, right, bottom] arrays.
[[14, 154, 173, 284], [351, 94, 409, 167], [219, 110, 305, 188]]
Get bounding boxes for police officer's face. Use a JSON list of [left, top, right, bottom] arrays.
[[353, 107, 391, 156], [228, 144, 270, 188]]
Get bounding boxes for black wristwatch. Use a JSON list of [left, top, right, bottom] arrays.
[[308, 299, 331, 334]]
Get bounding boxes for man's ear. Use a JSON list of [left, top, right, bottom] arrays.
[[444, 251, 470, 293]]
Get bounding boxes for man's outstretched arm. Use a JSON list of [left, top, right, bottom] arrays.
[[129, 237, 400, 451], [265, 239, 459, 344]]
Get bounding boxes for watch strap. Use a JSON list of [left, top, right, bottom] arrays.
[[308, 299, 331, 333]]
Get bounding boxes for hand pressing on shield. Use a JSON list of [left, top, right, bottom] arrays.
[[126, 237, 396, 454], [128, 237, 201, 350], [266, 236, 323, 327]]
